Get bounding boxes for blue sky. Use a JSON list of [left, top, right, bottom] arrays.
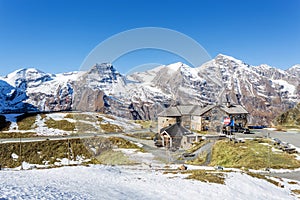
[[0, 0, 299, 75]]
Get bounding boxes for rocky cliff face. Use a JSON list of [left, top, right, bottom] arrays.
[[0, 55, 299, 125], [125, 55, 299, 124], [274, 103, 300, 128], [196, 55, 299, 124]]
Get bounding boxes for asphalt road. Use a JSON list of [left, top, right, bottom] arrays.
[[235, 129, 300, 148]]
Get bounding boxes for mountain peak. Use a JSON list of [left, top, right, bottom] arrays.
[[286, 64, 300, 78], [215, 54, 244, 64], [165, 62, 189, 71], [7, 68, 46, 78], [88, 63, 118, 75], [83, 63, 123, 90], [5, 67, 53, 87], [289, 64, 300, 70]]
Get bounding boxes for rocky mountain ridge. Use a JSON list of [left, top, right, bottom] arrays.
[[0, 54, 299, 125]]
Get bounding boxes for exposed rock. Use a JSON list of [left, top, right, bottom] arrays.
[[0, 55, 299, 126]]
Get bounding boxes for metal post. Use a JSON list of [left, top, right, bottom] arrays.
[[20, 137, 23, 170], [267, 132, 270, 171], [67, 138, 70, 165]]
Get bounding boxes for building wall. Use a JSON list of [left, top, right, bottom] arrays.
[[181, 115, 191, 129], [197, 107, 249, 131], [157, 117, 178, 132], [181, 135, 198, 149], [190, 115, 202, 131], [200, 109, 225, 131], [158, 106, 248, 133]]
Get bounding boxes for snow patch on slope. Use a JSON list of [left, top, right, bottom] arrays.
[[0, 166, 296, 200], [272, 79, 296, 94]]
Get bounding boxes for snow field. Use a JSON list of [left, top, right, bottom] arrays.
[[0, 165, 298, 200]]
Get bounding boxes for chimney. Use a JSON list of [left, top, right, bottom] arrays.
[[226, 101, 231, 107], [225, 94, 231, 107]]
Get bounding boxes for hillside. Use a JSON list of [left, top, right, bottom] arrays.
[[0, 112, 140, 136], [274, 103, 300, 129]]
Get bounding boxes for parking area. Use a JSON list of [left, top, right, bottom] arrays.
[[235, 129, 300, 148]]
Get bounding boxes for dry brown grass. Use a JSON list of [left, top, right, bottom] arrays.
[[288, 181, 298, 185], [183, 170, 225, 184], [100, 123, 123, 133], [0, 132, 36, 138], [0, 139, 92, 168], [108, 137, 144, 152], [75, 122, 99, 132], [65, 113, 97, 122], [210, 140, 300, 169], [45, 118, 75, 131], [246, 172, 280, 187], [125, 132, 156, 140], [17, 113, 37, 130], [292, 189, 300, 195], [96, 150, 134, 165], [185, 151, 208, 165]]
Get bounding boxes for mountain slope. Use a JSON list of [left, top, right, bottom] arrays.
[[0, 55, 299, 125], [126, 54, 299, 124], [274, 103, 300, 128]]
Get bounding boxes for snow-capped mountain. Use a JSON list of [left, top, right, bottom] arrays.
[[125, 54, 299, 124], [4, 68, 54, 90], [287, 64, 300, 79], [0, 69, 82, 112], [0, 54, 299, 125]]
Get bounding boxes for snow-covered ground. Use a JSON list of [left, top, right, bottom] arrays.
[[0, 165, 298, 200], [2, 112, 141, 136]]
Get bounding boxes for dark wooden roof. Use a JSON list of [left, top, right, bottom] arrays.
[[191, 105, 215, 116], [157, 106, 181, 117], [158, 105, 202, 117], [158, 103, 248, 117], [160, 123, 192, 137], [160, 123, 192, 148], [219, 104, 249, 114]]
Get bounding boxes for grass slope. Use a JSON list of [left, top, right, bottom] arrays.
[[45, 118, 75, 131], [0, 136, 144, 168], [210, 139, 300, 169], [16, 113, 37, 130], [0, 139, 92, 168], [274, 103, 300, 129]]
